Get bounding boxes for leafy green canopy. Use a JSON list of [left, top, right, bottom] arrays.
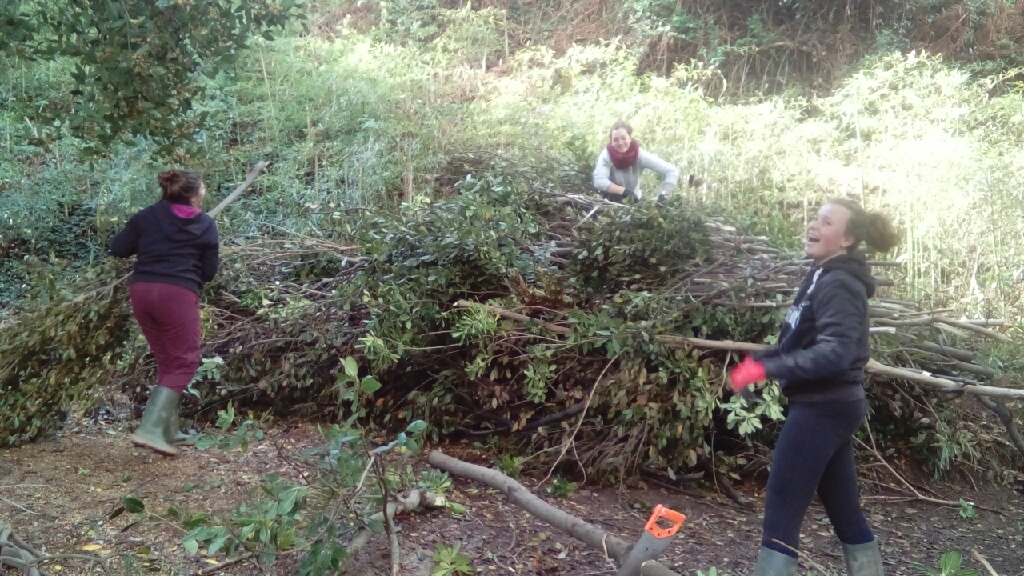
[[0, 0, 303, 154]]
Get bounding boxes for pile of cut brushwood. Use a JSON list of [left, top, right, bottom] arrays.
[[2, 155, 1024, 575], [2, 155, 1022, 481]]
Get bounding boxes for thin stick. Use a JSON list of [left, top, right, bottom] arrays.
[[540, 353, 620, 486], [971, 549, 1000, 576], [855, 436, 997, 513], [29, 553, 109, 567], [769, 539, 832, 575], [0, 495, 37, 515], [208, 161, 269, 218], [350, 454, 376, 508], [196, 553, 253, 575], [375, 459, 401, 576]]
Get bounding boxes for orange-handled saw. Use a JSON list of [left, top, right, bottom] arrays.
[[615, 505, 686, 576]]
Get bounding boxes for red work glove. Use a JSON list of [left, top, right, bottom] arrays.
[[728, 356, 767, 392]]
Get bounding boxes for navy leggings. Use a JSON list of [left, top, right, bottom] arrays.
[[762, 399, 874, 556]]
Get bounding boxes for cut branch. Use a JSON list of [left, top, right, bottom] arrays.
[[460, 301, 1024, 402], [936, 317, 1011, 342], [541, 353, 619, 486], [428, 451, 685, 576], [976, 396, 1024, 460], [339, 489, 447, 574], [208, 161, 269, 218], [899, 339, 975, 363]]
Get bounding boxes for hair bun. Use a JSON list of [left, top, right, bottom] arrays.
[[157, 169, 204, 205], [864, 211, 901, 253], [158, 170, 180, 189]]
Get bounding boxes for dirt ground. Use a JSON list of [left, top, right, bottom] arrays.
[[1, 416, 1022, 576]]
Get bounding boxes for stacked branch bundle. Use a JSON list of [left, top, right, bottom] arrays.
[[2, 158, 1022, 464], [546, 193, 1019, 396], [480, 192, 1024, 458]]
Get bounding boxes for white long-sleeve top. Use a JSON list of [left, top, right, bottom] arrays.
[[592, 148, 680, 199]]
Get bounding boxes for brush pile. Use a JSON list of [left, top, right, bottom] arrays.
[[1, 154, 1021, 479]]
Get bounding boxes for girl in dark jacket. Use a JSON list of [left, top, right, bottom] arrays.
[[729, 198, 899, 576], [110, 170, 219, 456]]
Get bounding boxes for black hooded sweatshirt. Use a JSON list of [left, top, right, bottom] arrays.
[[109, 201, 219, 295], [753, 254, 876, 403]]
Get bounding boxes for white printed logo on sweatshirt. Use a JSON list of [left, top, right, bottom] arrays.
[[783, 269, 822, 331]]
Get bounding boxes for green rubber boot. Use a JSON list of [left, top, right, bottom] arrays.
[[751, 547, 798, 576], [130, 386, 179, 456], [165, 401, 196, 446], [842, 539, 884, 576]]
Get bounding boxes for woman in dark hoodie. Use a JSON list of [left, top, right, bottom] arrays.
[[110, 170, 219, 456], [729, 198, 899, 576]]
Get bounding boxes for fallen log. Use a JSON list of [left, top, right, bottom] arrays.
[[427, 450, 685, 576]]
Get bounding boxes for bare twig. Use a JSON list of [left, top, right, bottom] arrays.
[[855, 434, 998, 513], [971, 549, 1001, 576], [0, 496, 37, 515], [540, 352, 620, 486], [375, 459, 401, 576], [196, 553, 254, 575], [350, 453, 376, 508], [976, 396, 1024, 460], [770, 539, 833, 575]]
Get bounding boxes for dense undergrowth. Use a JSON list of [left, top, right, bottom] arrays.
[[2, 0, 1024, 485]]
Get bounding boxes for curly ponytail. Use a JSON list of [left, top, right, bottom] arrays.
[[828, 198, 901, 254]]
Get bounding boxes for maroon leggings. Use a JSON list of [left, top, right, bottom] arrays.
[[130, 282, 201, 394]]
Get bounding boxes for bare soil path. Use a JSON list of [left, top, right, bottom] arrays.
[[1, 419, 1022, 576]]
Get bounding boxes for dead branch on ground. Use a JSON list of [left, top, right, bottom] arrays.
[[339, 489, 447, 574], [428, 450, 685, 576]]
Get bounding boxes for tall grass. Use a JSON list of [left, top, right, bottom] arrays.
[[472, 47, 1024, 317], [4, 13, 1024, 318]]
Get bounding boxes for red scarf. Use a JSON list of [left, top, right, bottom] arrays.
[[606, 140, 640, 170]]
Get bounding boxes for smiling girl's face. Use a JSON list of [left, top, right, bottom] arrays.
[[805, 202, 855, 264], [610, 128, 632, 153]]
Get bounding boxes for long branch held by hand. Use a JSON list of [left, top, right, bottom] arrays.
[[208, 161, 268, 218]]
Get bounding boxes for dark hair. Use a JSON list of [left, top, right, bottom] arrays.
[[609, 120, 633, 140], [158, 170, 204, 205], [828, 197, 901, 253]]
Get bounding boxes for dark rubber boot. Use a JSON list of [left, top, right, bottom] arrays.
[[130, 386, 179, 456], [751, 547, 798, 576], [165, 402, 196, 446], [842, 539, 884, 576]]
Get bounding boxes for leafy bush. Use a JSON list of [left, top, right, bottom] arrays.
[[0, 262, 132, 445], [570, 198, 710, 293]]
